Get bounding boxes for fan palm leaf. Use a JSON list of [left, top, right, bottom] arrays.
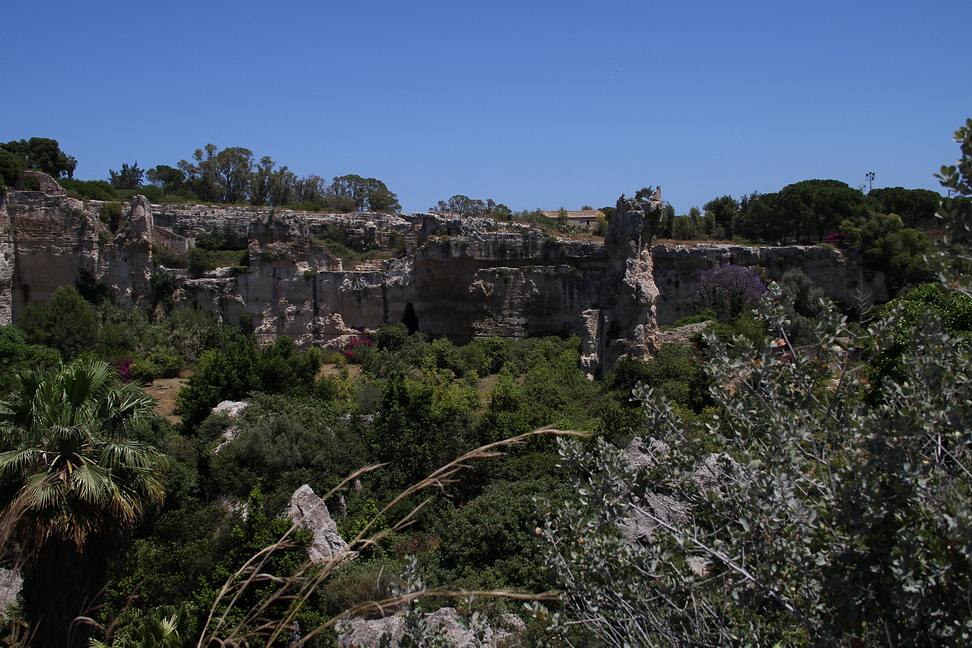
[[0, 358, 169, 647]]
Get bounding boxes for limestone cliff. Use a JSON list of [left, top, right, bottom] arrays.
[[580, 191, 665, 375], [0, 182, 884, 375]]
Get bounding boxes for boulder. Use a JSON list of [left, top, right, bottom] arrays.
[[287, 484, 348, 563], [213, 400, 248, 418], [338, 608, 524, 647]]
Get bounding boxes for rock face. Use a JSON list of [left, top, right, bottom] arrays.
[[0, 182, 883, 374], [652, 242, 887, 323], [580, 190, 665, 375], [338, 607, 525, 648], [0, 569, 22, 613], [287, 484, 348, 563]]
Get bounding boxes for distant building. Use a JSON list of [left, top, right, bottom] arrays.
[[541, 209, 605, 230]]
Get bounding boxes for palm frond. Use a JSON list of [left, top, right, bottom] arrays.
[[22, 472, 63, 512], [62, 359, 113, 410], [0, 448, 41, 478], [70, 461, 112, 504]]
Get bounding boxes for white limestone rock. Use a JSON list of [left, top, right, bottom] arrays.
[[287, 484, 348, 563]]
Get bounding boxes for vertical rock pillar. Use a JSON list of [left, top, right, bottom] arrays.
[[580, 189, 664, 377]]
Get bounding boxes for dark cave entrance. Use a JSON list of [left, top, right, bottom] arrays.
[[402, 302, 419, 334]]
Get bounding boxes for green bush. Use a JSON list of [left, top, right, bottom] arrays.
[[58, 178, 116, 200], [99, 202, 123, 232], [153, 245, 188, 269], [17, 284, 100, 360], [187, 247, 248, 272], [175, 333, 323, 431], [207, 394, 365, 502], [540, 287, 972, 646], [423, 478, 570, 594], [609, 343, 712, 413]]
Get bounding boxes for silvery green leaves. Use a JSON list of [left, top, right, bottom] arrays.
[[539, 280, 972, 646], [935, 119, 972, 294]]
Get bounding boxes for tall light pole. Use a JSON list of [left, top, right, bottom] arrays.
[[865, 172, 875, 193]]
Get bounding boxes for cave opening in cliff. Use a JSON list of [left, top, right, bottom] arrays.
[[402, 302, 419, 334]]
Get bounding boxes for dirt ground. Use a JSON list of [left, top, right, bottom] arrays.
[[143, 376, 188, 425], [142, 364, 364, 426]]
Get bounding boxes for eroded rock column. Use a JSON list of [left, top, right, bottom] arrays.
[[581, 190, 664, 376]]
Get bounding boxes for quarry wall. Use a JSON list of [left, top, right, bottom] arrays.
[[0, 187, 886, 373]]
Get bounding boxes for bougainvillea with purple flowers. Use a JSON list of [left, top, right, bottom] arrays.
[[112, 357, 134, 382], [683, 265, 767, 323]]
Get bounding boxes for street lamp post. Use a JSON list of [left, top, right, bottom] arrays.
[[865, 172, 875, 193]]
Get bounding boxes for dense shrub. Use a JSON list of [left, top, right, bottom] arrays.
[[17, 284, 99, 360], [423, 478, 570, 593], [683, 264, 767, 323], [58, 178, 116, 200], [207, 394, 365, 503], [608, 343, 712, 413], [176, 334, 323, 431]]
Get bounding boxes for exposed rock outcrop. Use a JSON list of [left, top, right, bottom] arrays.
[[287, 484, 349, 563], [652, 242, 887, 323], [0, 184, 881, 375], [580, 190, 665, 375], [338, 608, 525, 648]]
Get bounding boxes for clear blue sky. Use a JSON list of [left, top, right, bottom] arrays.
[[3, 1, 969, 214]]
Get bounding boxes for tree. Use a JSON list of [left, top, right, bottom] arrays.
[[17, 284, 100, 360], [0, 149, 27, 187], [293, 174, 329, 206], [109, 162, 144, 190], [778, 179, 873, 243], [869, 186, 942, 229], [330, 175, 400, 213], [703, 195, 740, 239], [0, 359, 166, 648], [178, 144, 254, 203], [145, 164, 186, 196], [0, 138, 77, 178], [212, 147, 254, 203], [431, 195, 509, 219], [736, 191, 783, 242]]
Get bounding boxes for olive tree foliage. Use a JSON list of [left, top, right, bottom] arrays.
[[535, 120, 972, 646], [936, 117, 972, 294], [537, 284, 972, 647]]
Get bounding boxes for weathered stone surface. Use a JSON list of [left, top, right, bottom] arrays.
[[213, 400, 249, 418], [621, 436, 739, 573], [338, 608, 525, 647], [0, 187, 880, 370], [18, 171, 66, 195], [287, 484, 348, 563], [0, 569, 22, 614], [581, 190, 664, 374]]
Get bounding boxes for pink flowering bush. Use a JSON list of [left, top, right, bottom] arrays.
[[343, 335, 373, 363]]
